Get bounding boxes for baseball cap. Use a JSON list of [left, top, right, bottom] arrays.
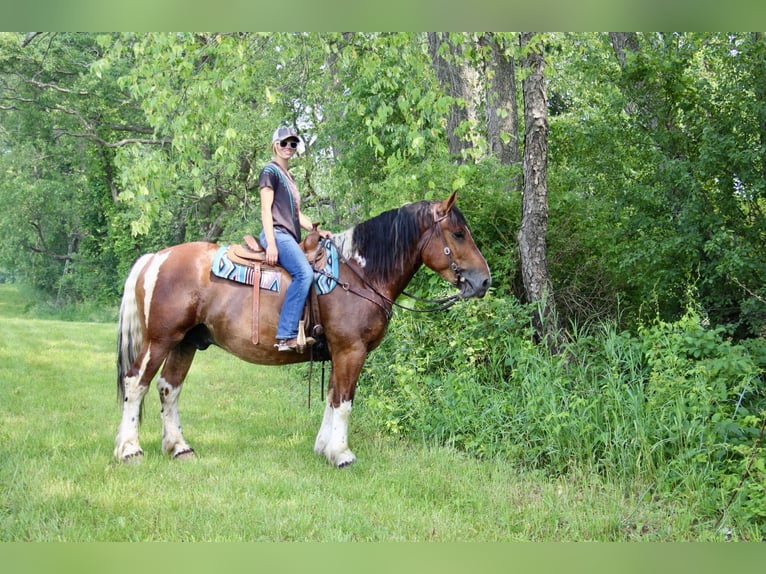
[[272, 126, 300, 144]]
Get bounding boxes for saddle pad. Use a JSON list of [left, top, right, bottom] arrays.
[[212, 246, 281, 292], [315, 238, 339, 295], [211, 241, 339, 295]]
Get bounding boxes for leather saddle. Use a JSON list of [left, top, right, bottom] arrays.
[[228, 230, 327, 352], [227, 231, 326, 270]]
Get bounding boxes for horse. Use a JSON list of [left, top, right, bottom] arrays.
[[114, 191, 491, 467]]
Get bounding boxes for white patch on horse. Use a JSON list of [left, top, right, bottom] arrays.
[[334, 230, 366, 268], [113, 343, 153, 460], [314, 401, 334, 456], [353, 253, 366, 267], [327, 400, 355, 467], [157, 376, 192, 458], [142, 251, 170, 326]]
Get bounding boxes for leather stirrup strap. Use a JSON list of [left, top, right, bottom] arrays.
[[252, 262, 261, 344], [310, 284, 322, 337]]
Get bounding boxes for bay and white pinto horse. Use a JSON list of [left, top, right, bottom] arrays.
[[114, 192, 491, 467]]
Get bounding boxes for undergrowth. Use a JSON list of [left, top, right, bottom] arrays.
[[361, 292, 766, 539]]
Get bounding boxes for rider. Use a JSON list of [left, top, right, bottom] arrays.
[[258, 125, 331, 352]]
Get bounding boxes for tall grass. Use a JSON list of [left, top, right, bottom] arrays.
[[0, 284, 755, 540], [362, 294, 766, 539]]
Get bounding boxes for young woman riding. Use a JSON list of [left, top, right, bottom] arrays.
[[258, 126, 331, 352]]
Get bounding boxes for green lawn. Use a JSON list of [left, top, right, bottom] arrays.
[[0, 284, 714, 541]]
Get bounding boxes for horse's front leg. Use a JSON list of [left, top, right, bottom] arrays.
[[314, 348, 365, 468], [314, 398, 355, 468]]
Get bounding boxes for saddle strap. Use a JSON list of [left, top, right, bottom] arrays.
[[310, 282, 323, 337], [252, 262, 261, 344]]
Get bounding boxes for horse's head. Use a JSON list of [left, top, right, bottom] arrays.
[[421, 191, 491, 299]]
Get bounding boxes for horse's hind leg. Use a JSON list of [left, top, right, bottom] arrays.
[[157, 341, 197, 459], [114, 343, 168, 461]]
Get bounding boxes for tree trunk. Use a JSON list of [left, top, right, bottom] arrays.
[[481, 33, 520, 177], [609, 32, 641, 116], [517, 32, 560, 350], [609, 32, 639, 68], [427, 32, 477, 162], [752, 33, 766, 187]]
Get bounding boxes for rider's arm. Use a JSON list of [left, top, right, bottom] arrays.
[[259, 186, 279, 265]]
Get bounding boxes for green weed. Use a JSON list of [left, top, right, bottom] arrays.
[[362, 294, 766, 539]]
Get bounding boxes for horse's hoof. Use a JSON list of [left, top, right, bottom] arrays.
[[334, 452, 356, 468], [122, 450, 144, 464], [173, 448, 196, 461]]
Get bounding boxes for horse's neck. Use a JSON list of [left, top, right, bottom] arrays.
[[353, 252, 423, 303], [385, 262, 422, 299], [333, 228, 422, 301]]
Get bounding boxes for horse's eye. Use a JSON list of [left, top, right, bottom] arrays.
[[452, 231, 465, 240]]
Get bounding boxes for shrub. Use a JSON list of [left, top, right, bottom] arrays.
[[360, 294, 766, 534]]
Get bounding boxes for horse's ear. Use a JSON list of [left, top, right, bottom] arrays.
[[437, 191, 458, 217]]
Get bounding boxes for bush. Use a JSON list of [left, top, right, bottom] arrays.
[[359, 294, 766, 534]]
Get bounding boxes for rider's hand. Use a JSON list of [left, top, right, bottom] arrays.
[[266, 245, 278, 266]]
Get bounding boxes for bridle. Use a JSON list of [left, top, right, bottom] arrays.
[[396, 205, 465, 311], [312, 205, 465, 318]]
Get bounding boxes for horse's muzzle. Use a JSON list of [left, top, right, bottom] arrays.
[[459, 268, 491, 299]]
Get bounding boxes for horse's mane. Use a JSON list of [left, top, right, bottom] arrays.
[[333, 200, 466, 284]]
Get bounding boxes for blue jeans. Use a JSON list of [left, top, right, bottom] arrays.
[[260, 229, 313, 340]]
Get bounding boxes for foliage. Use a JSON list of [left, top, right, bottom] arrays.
[[546, 32, 766, 336], [361, 295, 765, 536], [2, 32, 764, 338]]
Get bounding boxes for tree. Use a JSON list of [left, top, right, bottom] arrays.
[[480, 33, 520, 173], [517, 33, 560, 348], [0, 32, 149, 302], [427, 33, 478, 162]]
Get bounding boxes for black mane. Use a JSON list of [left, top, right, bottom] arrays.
[[345, 200, 466, 284]]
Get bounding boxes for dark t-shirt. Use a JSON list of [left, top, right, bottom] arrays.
[[258, 161, 301, 241]]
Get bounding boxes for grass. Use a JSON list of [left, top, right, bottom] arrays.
[[0, 284, 727, 541]]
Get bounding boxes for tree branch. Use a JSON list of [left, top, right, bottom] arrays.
[[106, 124, 155, 135], [27, 78, 89, 96], [21, 32, 42, 48], [53, 129, 171, 148], [27, 220, 75, 261]]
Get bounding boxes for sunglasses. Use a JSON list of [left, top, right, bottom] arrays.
[[279, 140, 299, 149]]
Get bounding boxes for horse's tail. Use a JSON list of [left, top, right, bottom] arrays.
[[116, 253, 154, 403]]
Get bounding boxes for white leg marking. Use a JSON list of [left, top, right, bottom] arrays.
[[114, 347, 152, 460], [157, 376, 193, 458], [313, 401, 334, 456], [324, 400, 355, 467], [141, 251, 170, 326]]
